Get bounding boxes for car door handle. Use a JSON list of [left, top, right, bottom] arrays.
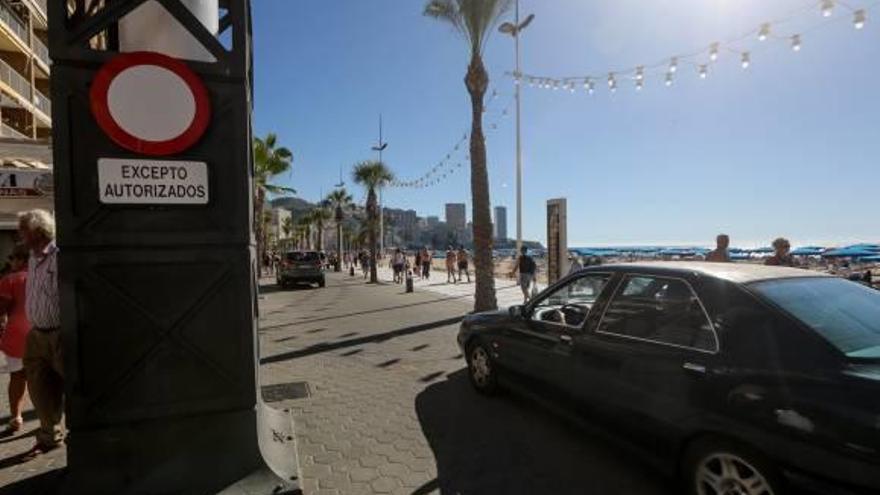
[[559, 334, 573, 344], [683, 362, 707, 374]]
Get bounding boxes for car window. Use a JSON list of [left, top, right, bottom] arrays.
[[286, 252, 319, 262], [597, 275, 717, 352], [751, 277, 880, 359], [530, 274, 611, 329]]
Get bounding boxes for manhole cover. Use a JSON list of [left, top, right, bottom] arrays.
[[261, 381, 311, 402]]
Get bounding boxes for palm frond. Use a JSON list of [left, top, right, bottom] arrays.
[[424, 0, 513, 55]]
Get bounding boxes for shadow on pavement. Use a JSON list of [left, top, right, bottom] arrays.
[[260, 316, 463, 364], [259, 294, 471, 332], [0, 467, 66, 495], [415, 370, 673, 495]]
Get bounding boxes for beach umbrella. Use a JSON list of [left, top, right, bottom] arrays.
[[821, 247, 880, 258], [790, 247, 826, 256]]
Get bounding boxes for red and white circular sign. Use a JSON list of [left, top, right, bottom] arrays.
[[90, 51, 211, 156]]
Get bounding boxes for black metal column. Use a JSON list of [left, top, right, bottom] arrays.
[[48, 1, 296, 493]]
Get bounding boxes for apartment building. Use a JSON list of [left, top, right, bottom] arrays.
[[0, 0, 52, 259]]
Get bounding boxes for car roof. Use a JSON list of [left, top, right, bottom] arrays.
[[584, 261, 831, 284]]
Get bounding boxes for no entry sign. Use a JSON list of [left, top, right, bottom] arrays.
[[90, 51, 211, 156]]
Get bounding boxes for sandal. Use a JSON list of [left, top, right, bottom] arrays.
[[0, 418, 22, 437], [20, 442, 60, 462]]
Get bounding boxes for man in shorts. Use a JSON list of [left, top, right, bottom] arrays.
[[456, 246, 470, 283], [512, 246, 537, 303], [445, 247, 457, 284]]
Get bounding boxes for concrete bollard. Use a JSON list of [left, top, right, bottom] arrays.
[[406, 271, 414, 293]]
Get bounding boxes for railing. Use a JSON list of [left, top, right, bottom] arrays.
[[33, 88, 49, 116], [0, 58, 30, 101], [0, 1, 28, 45], [1, 122, 28, 139], [33, 37, 49, 68]]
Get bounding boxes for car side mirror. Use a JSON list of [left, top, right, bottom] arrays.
[[509, 305, 525, 318]]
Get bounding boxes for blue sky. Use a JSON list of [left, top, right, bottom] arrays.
[[252, 0, 880, 247]]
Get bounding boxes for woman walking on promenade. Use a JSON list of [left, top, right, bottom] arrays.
[[0, 245, 30, 436], [421, 247, 432, 280]]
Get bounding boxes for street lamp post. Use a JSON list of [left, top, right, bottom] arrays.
[[371, 115, 388, 256], [500, 1, 534, 255]]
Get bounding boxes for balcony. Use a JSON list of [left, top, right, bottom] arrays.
[[33, 37, 49, 69], [0, 58, 30, 101], [33, 88, 49, 117], [0, 1, 28, 46], [1, 122, 28, 139]]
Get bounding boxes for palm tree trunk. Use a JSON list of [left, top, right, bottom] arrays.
[[367, 189, 379, 283], [466, 53, 498, 312], [337, 222, 343, 271], [255, 188, 265, 273]]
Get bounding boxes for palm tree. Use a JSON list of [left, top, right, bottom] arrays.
[[324, 188, 354, 270], [307, 207, 332, 252], [295, 215, 313, 250], [353, 160, 395, 283], [281, 216, 293, 251], [424, 0, 510, 311], [253, 133, 295, 269]]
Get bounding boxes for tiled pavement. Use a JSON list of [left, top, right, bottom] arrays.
[[257, 272, 670, 495], [372, 265, 529, 309], [0, 271, 670, 494]]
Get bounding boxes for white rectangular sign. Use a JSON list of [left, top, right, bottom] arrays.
[[98, 158, 208, 204]]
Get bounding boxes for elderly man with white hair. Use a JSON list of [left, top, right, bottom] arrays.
[[18, 209, 63, 460]]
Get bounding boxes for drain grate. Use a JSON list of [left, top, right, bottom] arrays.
[[261, 381, 311, 402]]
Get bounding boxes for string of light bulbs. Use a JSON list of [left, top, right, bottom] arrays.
[[389, 90, 514, 189], [513, 0, 875, 94]]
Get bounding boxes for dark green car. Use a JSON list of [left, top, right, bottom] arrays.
[[277, 251, 325, 289]]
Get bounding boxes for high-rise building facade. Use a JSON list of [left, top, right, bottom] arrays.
[[445, 203, 466, 232], [0, 0, 52, 259], [494, 206, 507, 240]]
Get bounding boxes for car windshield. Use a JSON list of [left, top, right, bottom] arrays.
[[751, 277, 880, 358], [286, 252, 319, 262]]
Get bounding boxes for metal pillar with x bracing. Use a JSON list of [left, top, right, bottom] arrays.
[[49, 1, 299, 493]]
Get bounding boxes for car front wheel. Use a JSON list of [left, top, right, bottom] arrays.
[[683, 438, 783, 495], [466, 342, 498, 395]]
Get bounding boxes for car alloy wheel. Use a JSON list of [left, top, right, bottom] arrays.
[[467, 343, 497, 394], [695, 453, 774, 495]]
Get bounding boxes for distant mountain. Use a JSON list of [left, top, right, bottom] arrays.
[[269, 196, 315, 217]]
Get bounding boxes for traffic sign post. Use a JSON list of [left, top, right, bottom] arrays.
[[48, 1, 299, 493]]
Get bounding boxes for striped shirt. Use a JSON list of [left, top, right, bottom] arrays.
[[26, 241, 60, 329]]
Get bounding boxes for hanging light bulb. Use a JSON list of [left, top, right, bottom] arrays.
[[741, 52, 751, 69], [568, 81, 576, 93], [665, 72, 673, 87], [635, 66, 644, 81], [854, 10, 866, 29], [513, 76, 520, 86], [553, 80, 560, 90], [699, 64, 708, 79], [791, 34, 801, 52], [607, 72, 616, 88], [821, 0, 834, 18], [528, 77, 535, 87], [709, 42, 719, 61], [635, 80, 643, 91], [586, 79, 595, 95], [668, 57, 678, 73], [758, 23, 771, 41]]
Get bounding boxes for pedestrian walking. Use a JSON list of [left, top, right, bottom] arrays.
[[456, 246, 470, 283], [512, 246, 537, 303], [568, 255, 584, 275], [765, 238, 796, 267], [18, 210, 63, 460], [392, 248, 405, 284], [0, 244, 31, 437], [706, 234, 731, 262], [445, 246, 457, 284], [414, 250, 422, 279], [360, 251, 370, 279], [421, 247, 432, 280]]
